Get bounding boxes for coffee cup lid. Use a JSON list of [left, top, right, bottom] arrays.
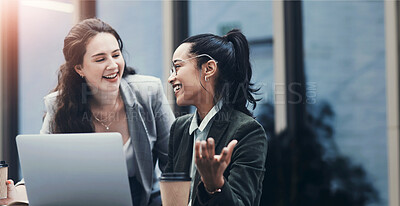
[[0, 161, 8, 168], [160, 172, 191, 181]]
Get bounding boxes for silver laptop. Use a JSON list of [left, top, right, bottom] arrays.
[[16, 133, 133, 206]]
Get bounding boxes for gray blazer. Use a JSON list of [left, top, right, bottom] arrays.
[[40, 74, 175, 205]]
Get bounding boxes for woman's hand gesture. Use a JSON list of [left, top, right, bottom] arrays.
[[195, 138, 238, 192]]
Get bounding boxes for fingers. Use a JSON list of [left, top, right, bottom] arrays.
[[201, 140, 208, 159], [227, 139, 238, 152], [220, 139, 238, 163], [5, 179, 12, 185], [207, 138, 215, 159], [0, 179, 16, 205], [226, 139, 238, 162], [197, 138, 237, 163], [195, 141, 201, 163], [6, 179, 16, 195], [195, 138, 216, 163], [219, 147, 229, 162], [6, 179, 15, 189]]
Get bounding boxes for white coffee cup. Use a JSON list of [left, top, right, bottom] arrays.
[[160, 173, 191, 206], [0, 161, 8, 199]]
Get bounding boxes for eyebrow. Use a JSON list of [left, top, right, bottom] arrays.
[[173, 59, 183, 63], [91, 49, 120, 58]]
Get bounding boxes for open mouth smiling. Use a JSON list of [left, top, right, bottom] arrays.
[[173, 84, 182, 93], [103, 72, 118, 79]]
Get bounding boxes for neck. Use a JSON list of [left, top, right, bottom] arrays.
[[90, 90, 121, 112], [195, 94, 215, 121]]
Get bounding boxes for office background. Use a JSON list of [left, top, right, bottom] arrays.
[[1, 0, 398, 206]]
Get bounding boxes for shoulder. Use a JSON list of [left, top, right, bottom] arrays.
[[40, 91, 60, 119], [175, 114, 192, 124], [43, 91, 58, 101], [171, 114, 193, 133], [231, 110, 263, 127], [122, 74, 163, 96], [43, 91, 59, 108], [169, 114, 193, 151], [228, 110, 268, 163], [123, 74, 162, 86], [228, 109, 267, 140]]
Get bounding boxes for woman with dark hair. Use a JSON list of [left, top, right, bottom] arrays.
[[166, 29, 268, 206], [1, 18, 175, 206]]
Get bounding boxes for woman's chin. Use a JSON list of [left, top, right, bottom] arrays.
[[97, 87, 119, 96], [176, 97, 190, 107], [175, 101, 186, 107]]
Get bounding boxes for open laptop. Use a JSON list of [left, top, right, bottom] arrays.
[[16, 133, 133, 206]]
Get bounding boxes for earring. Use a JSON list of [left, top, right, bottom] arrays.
[[205, 76, 209, 82], [80, 74, 84, 78]]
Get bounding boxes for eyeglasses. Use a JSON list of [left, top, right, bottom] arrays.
[[170, 54, 218, 76]]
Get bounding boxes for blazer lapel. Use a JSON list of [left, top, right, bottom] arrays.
[[120, 79, 153, 203], [175, 116, 194, 173], [206, 107, 232, 153], [192, 107, 232, 205]]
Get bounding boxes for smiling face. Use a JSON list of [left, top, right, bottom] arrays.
[[75, 32, 125, 95], [168, 43, 205, 106]]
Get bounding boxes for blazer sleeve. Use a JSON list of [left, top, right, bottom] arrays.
[[165, 119, 177, 173], [40, 93, 58, 134], [196, 120, 268, 206], [151, 79, 175, 172]]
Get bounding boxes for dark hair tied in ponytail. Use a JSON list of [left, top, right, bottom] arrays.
[[183, 29, 260, 117]]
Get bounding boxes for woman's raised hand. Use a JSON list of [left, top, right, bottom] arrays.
[[195, 138, 238, 192]]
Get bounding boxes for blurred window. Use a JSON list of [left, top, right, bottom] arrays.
[[19, 0, 74, 134], [97, 1, 165, 83], [188, 0, 274, 118], [303, 1, 387, 205]]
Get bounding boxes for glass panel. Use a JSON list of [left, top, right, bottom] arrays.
[[303, 1, 387, 206], [97, 1, 164, 82], [96, 0, 165, 189], [189, 3, 273, 204], [19, 0, 74, 134], [188, 0, 274, 118]]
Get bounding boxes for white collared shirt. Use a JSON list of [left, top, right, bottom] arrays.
[[123, 137, 135, 177], [188, 101, 223, 205]]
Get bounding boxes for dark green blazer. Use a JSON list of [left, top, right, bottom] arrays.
[[165, 106, 268, 206]]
